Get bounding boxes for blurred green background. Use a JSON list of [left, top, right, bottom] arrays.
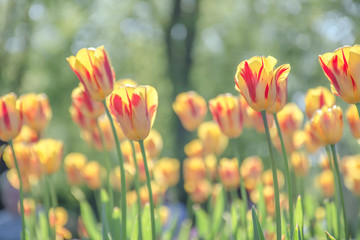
[[1, 0, 360, 200]]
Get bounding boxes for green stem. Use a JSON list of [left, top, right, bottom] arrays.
[[355, 103, 360, 119], [261, 111, 281, 240], [330, 144, 349, 240], [96, 120, 114, 207], [102, 101, 127, 240], [273, 114, 294, 238], [43, 175, 55, 239], [9, 140, 26, 240], [139, 140, 156, 240], [325, 146, 340, 239], [130, 141, 143, 240], [232, 139, 248, 240]]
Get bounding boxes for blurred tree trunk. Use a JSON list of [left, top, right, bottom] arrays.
[[165, 0, 200, 201]]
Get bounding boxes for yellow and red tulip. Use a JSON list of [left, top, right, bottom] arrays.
[[305, 87, 335, 119], [13, 125, 39, 143], [290, 151, 310, 177], [0, 93, 23, 141], [82, 161, 103, 190], [240, 156, 263, 191], [209, 93, 244, 138], [69, 103, 97, 130], [107, 85, 158, 141], [319, 45, 360, 104], [64, 152, 87, 186], [316, 169, 335, 198], [184, 139, 203, 158], [34, 139, 63, 174], [184, 179, 211, 204], [218, 157, 240, 190], [183, 157, 207, 183], [154, 158, 180, 187], [172, 91, 207, 132], [67, 46, 115, 101], [247, 107, 274, 133], [198, 121, 228, 156], [110, 164, 135, 191], [234, 56, 290, 112], [346, 104, 360, 139], [71, 86, 104, 118]]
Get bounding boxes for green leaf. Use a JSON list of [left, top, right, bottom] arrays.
[[130, 214, 139, 240], [194, 205, 210, 239], [257, 183, 266, 226], [325, 231, 336, 240], [231, 200, 241, 235], [252, 206, 265, 240], [162, 214, 178, 240], [294, 196, 303, 239], [37, 210, 49, 240], [178, 219, 192, 240], [112, 208, 122, 240], [100, 189, 112, 240], [325, 201, 337, 237], [80, 200, 101, 240], [293, 225, 300, 240], [212, 185, 225, 236], [141, 205, 152, 240]]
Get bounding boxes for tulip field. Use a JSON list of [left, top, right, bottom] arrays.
[[1, 43, 360, 240]]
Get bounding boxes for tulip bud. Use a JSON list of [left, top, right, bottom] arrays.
[[305, 87, 335, 119], [0, 93, 23, 141]]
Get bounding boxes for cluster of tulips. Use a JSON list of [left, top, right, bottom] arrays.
[[1, 44, 360, 240]]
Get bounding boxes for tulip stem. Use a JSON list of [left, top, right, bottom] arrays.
[[130, 141, 143, 240], [96, 120, 114, 207], [355, 103, 360, 119], [232, 139, 249, 240], [261, 111, 281, 240], [9, 140, 26, 240], [273, 113, 294, 237], [139, 140, 156, 240], [330, 144, 349, 240], [102, 101, 127, 240]]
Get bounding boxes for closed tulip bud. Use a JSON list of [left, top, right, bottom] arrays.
[[276, 103, 303, 135], [247, 107, 274, 133], [183, 157, 207, 183], [67, 46, 115, 101], [71, 86, 104, 118], [218, 158, 240, 190], [20, 93, 52, 133], [154, 158, 180, 187], [311, 105, 343, 145], [234, 56, 290, 112], [172, 91, 207, 132], [290, 151, 310, 177], [209, 94, 244, 138], [69, 104, 97, 130], [184, 179, 211, 204], [107, 85, 158, 141], [82, 161, 103, 190], [240, 156, 263, 191], [198, 121, 228, 156], [305, 87, 335, 119], [13, 125, 39, 143], [317, 169, 335, 198], [110, 164, 135, 192], [319, 45, 360, 104], [64, 153, 87, 185], [346, 105, 360, 139], [34, 139, 63, 174], [184, 139, 203, 158], [0, 93, 23, 141]]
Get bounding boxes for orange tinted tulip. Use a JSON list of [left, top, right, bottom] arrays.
[[303, 121, 323, 153], [346, 104, 360, 139], [209, 94, 244, 138], [290, 151, 310, 177], [235, 56, 290, 112], [184, 179, 211, 204], [184, 139, 203, 158], [198, 121, 228, 156], [172, 91, 207, 132], [71, 86, 104, 118], [0, 93, 23, 141], [13, 125, 39, 143], [110, 164, 134, 191], [311, 105, 343, 145], [183, 157, 207, 183], [64, 153, 87, 185], [69, 104, 97, 130], [241, 156, 263, 191], [34, 139, 63, 174], [154, 158, 180, 187], [305, 87, 335, 119], [108, 85, 158, 141], [317, 169, 335, 198], [319, 45, 360, 104], [67, 46, 115, 101], [82, 161, 103, 190], [247, 107, 274, 133], [276, 103, 303, 135], [218, 158, 240, 190]]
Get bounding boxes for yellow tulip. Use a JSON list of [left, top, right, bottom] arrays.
[[0, 93, 23, 141], [305, 87, 335, 119]]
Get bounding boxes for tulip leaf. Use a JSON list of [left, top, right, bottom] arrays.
[[100, 189, 112, 240], [231, 199, 241, 235], [194, 205, 210, 239], [252, 206, 265, 240], [212, 185, 225, 236], [112, 208, 122, 240], [80, 200, 101, 240], [130, 214, 139, 240], [257, 183, 266, 226], [141, 204, 152, 240], [325, 231, 336, 240], [325, 201, 337, 237], [162, 214, 178, 240], [177, 219, 192, 240], [294, 196, 303, 239], [37, 210, 49, 240], [293, 225, 301, 240]]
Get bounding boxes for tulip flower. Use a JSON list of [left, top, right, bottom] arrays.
[[311, 105, 343, 145], [198, 121, 228, 156], [346, 104, 360, 139], [20, 93, 52, 133], [342, 155, 360, 195], [184, 179, 211, 204], [218, 158, 240, 190], [131, 129, 163, 159], [14, 125, 39, 143], [107, 85, 158, 141], [209, 93, 244, 138], [240, 156, 263, 191], [290, 151, 310, 177], [275, 103, 303, 135], [139, 181, 164, 206], [71, 86, 104, 118], [234, 56, 290, 112], [49, 207, 72, 240], [319, 45, 360, 104], [184, 139, 203, 158], [82, 161, 103, 190], [67, 46, 115, 101], [262, 169, 285, 189], [0, 93, 23, 142], [183, 157, 207, 183], [246, 107, 274, 133], [305, 87, 335, 119], [316, 169, 335, 198], [173, 91, 207, 131], [64, 153, 87, 186], [34, 139, 64, 174], [69, 104, 97, 130], [154, 158, 180, 187]]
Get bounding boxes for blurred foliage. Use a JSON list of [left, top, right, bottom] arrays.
[[1, 0, 360, 200]]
